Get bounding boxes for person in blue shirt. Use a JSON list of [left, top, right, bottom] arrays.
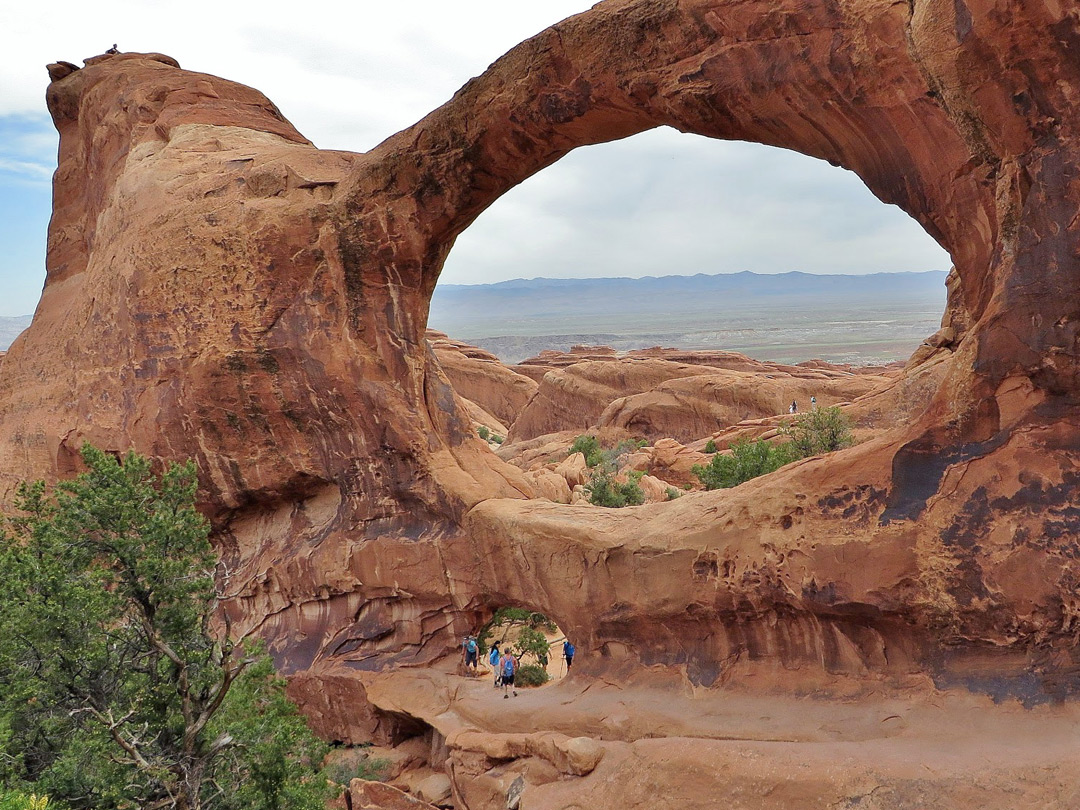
[[501, 650, 518, 698], [563, 640, 575, 670], [488, 642, 502, 687], [462, 635, 479, 670]]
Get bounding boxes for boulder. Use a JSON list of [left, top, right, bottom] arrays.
[[414, 773, 452, 805], [350, 780, 439, 810], [553, 452, 589, 488]]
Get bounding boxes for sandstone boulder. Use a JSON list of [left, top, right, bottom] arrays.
[[414, 774, 452, 805], [349, 780, 439, 810], [624, 438, 709, 489], [553, 452, 589, 488], [556, 736, 605, 776], [521, 468, 572, 504]]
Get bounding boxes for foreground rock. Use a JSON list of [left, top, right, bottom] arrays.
[[295, 667, 1080, 810]]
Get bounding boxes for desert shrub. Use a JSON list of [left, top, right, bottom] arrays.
[[477, 426, 491, 441], [692, 438, 793, 490], [665, 487, 682, 500], [478, 608, 557, 653], [704, 439, 718, 453], [515, 626, 553, 667], [569, 435, 605, 467], [491, 434, 504, 444], [691, 408, 855, 490], [323, 753, 390, 786], [782, 405, 854, 456], [514, 665, 550, 687], [585, 470, 645, 508]]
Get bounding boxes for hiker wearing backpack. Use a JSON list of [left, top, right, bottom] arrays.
[[489, 642, 502, 687], [563, 639, 575, 670], [462, 635, 479, 670], [501, 650, 518, 698]]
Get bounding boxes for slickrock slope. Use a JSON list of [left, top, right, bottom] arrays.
[[508, 348, 891, 441], [6, 0, 1080, 803]]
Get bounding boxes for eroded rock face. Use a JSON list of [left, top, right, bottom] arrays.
[[428, 331, 539, 429], [506, 346, 896, 442], [6, 0, 1080, 718]]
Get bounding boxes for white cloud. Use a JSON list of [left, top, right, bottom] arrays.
[[440, 129, 951, 284], [0, 158, 53, 182]]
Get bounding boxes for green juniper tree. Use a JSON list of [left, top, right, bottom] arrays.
[[0, 446, 330, 810]]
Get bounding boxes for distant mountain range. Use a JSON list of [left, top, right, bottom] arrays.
[[429, 270, 949, 364], [0, 315, 32, 351], [0, 271, 950, 364]]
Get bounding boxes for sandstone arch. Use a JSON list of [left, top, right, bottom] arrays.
[[4, 0, 1078, 702]]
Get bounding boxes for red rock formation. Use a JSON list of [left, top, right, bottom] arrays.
[[427, 330, 538, 430], [597, 365, 888, 442], [5, 0, 1080, 801], [508, 345, 894, 442], [508, 358, 713, 440]]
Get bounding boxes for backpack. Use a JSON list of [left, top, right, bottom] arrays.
[[466, 638, 477, 653], [564, 642, 575, 657], [502, 655, 516, 675]]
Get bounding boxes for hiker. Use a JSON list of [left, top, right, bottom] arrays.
[[810, 396, 817, 409], [489, 642, 502, 687], [789, 400, 797, 414], [462, 635, 479, 670], [563, 639, 575, 670], [501, 649, 518, 698]]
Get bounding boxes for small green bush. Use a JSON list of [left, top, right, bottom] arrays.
[[665, 487, 682, 500], [515, 626, 553, 666], [585, 470, 645, 508], [491, 434, 504, 444], [692, 438, 793, 490], [781, 405, 854, 456], [569, 435, 605, 467], [704, 439, 718, 453], [515, 665, 550, 687], [477, 426, 491, 440], [691, 408, 855, 490]]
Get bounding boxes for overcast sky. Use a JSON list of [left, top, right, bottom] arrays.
[[0, 0, 952, 317]]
